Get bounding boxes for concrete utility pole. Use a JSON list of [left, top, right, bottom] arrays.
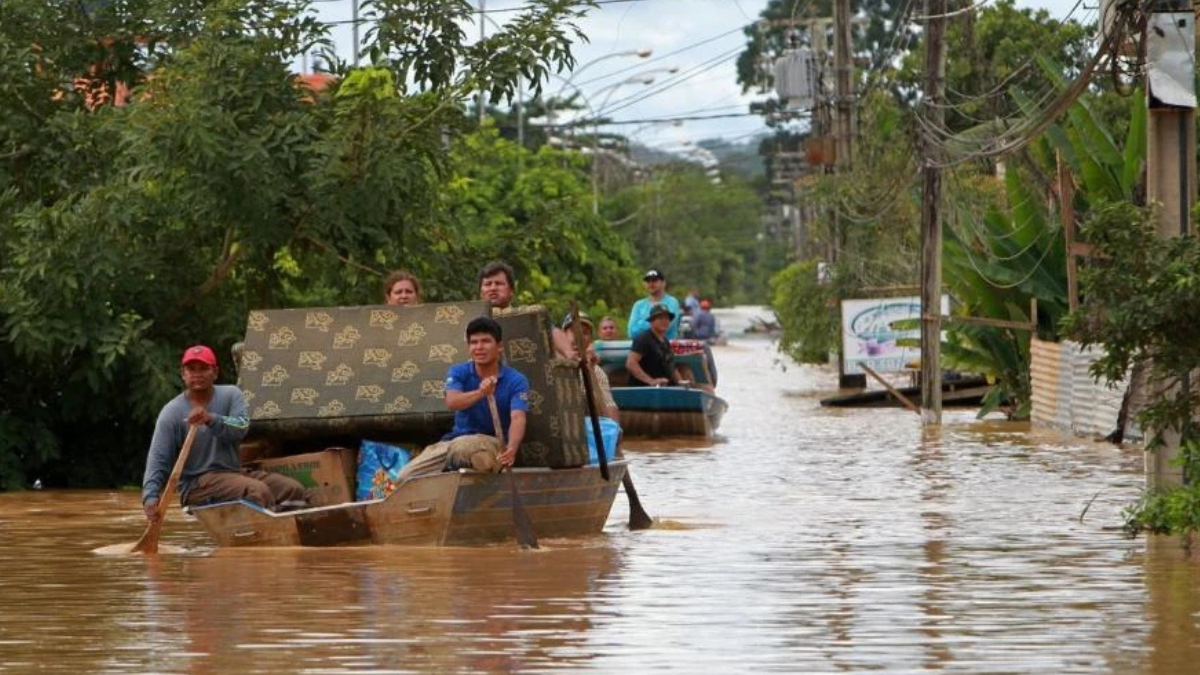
[[919, 0, 947, 425], [1144, 2, 1197, 487], [351, 0, 360, 66]]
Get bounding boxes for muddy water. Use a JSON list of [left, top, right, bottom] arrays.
[[2, 312, 1199, 674]]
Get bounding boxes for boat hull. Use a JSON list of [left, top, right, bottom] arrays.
[[188, 461, 627, 547], [611, 386, 728, 437]]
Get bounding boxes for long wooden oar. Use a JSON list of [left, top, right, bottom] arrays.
[[569, 302, 653, 530], [488, 395, 538, 549], [568, 302, 610, 482], [132, 423, 199, 554]]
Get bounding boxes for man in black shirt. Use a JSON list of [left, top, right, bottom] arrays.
[[625, 303, 679, 386]]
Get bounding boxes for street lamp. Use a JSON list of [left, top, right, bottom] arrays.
[[548, 75, 658, 214], [542, 48, 651, 134]]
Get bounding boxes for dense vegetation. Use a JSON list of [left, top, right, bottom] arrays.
[[1068, 203, 1200, 537]]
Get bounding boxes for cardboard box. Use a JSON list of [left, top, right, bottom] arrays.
[[253, 448, 357, 506]]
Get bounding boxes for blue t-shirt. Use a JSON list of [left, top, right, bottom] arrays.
[[443, 362, 530, 441], [628, 294, 682, 339]]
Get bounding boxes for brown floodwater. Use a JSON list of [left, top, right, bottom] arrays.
[[2, 311, 1199, 674]]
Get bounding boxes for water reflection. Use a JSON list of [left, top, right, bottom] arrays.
[[2, 333, 1200, 674]]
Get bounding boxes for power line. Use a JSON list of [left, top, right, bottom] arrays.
[[572, 26, 747, 89], [565, 112, 761, 126]]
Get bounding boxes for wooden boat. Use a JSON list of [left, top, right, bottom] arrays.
[[189, 460, 627, 547], [188, 302, 626, 548], [595, 339, 729, 437], [610, 386, 728, 437]]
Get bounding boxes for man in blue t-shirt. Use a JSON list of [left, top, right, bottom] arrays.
[[398, 316, 530, 481], [628, 268, 682, 339]]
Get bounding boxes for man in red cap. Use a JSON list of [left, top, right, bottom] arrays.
[[141, 345, 308, 519]]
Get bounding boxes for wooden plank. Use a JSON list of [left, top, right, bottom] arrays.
[[859, 363, 920, 415], [929, 314, 1035, 332], [1069, 242, 1095, 257]]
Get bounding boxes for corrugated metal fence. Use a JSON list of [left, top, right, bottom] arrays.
[[1029, 337, 1137, 440]]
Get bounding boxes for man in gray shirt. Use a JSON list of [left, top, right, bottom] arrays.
[[141, 345, 308, 520]]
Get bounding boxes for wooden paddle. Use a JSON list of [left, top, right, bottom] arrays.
[[132, 423, 199, 554], [569, 302, 653, 530], [568, 302, 610, 482], [488, 394, 538, 549]]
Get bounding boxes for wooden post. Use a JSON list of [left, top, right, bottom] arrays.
[[919, 0, 946, 426], [833, 0, 853, 171]]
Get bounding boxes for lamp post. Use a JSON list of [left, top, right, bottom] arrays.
[[542, 48, 651, 136], [548, 75, 660, 214]]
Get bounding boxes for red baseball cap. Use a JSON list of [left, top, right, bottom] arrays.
[[181, 345, 217, 367]]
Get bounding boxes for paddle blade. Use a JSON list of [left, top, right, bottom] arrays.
[[130, 522, 162, 554], [507, 469, 539, 549], [623, 473, 654, 531]]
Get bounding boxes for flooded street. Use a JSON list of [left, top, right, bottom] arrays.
[[2, 307, 1198, 674]]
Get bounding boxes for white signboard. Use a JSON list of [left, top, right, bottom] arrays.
[[841, 296, 948, 375]]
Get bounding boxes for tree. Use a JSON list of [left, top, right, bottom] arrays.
[[441, 126, 636, 313], [893, 0, 1091, 133], [735, 0, 914, 98], [605, 166, 775, 305], [0, 0, 597, 489]]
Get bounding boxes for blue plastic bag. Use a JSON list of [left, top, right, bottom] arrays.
[[356, 440, 412, 501], [583, 417, 621, 465]]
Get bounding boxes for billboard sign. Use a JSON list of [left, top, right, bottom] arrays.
[[841, 296, 948, 375]]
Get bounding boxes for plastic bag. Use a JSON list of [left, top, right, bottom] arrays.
[[356, 440, 412, 501], [583, 417, 621, 465]]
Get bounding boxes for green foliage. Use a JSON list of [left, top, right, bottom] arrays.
[[767, 91, 920, 365], [1067, 201, 1200, 536], [1123, 445, 1200, 536], [0, 0, 599, 489], [769, 261, 839, 364], [942, 165, 1067, 419], [606, 167, 776, 305], [736, 0, 913, 97], [895, 0, 1091, 133], [361, 0, 593, 104], [442, 127, 635, 315]]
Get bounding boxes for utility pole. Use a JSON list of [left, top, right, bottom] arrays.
[[833, 0, 854, 171], [351, 0, 360, 66], [919, 0, 946, 425], [477, 0, 486, 125], [832, 0, 859, 390], [1144, 1, 1197, 487]]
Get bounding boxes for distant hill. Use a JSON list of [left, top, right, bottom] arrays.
[[628, 135, 767, 180], [697, 138, 767, 179]]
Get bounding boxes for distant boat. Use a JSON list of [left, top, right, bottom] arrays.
[[595, 339, 728, 437]]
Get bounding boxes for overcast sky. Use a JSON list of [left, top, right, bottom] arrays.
[[308, 0, 1098, 155]]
